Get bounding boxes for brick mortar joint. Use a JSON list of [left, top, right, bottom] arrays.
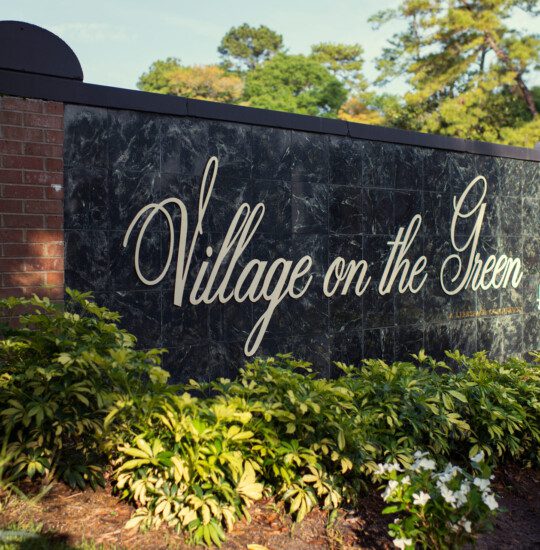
[[0, 96, 65, 301]]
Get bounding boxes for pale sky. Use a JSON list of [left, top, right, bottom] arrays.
[[2, 0, 539, 93]]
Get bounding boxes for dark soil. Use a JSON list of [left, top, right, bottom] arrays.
[[1, 465, 538, 549]]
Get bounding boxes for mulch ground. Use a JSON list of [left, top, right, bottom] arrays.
[[1, 465, 538, 549]]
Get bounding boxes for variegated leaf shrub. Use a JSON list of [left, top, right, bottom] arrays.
[[0, 290, 170, 490], [1, 292, 539, 547]]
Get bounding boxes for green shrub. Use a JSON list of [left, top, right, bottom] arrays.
[[106, 353, 540, 546], [446, 350, 540, 465], [0, 290, 170, 489], [0, 290, 538, 547]]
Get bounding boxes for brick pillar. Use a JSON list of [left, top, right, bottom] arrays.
[[0, 95, 64, 301]]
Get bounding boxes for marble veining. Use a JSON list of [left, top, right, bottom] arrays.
[[64, 104, 539, 381]]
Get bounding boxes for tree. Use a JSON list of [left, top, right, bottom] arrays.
[[309, 42, 391, 126], [310, 42, 368, 93], [218, 23, 284, 72], [533, 85, 540, 111], [243, 53, 347, 117], [338, 96, 384, 125], [137, 61, 243, 103], [137, 57, 183, 95], [370, 0, 540, 146]]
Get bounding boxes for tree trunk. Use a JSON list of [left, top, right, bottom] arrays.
[[485, 33, 538, 118]]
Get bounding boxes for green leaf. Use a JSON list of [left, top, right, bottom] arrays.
[[449, 390, 468, 403]]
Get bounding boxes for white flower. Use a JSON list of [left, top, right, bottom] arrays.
[[393, 537, 413, 550], [412, 491, 431, 506], [401, 475, 411, 486], [437, 463, 461, 483], [473, 477, 490, 491], [382, 479, 399, 501], [452, 480, 471, 507], [413, 458, 437, 472], [438, 483, 457, 506], [414, 450, 429, 459], [471, 450, 485, 463], [482, 492, 498, 511], [455, 491, 468, 507], [458, 517, 472, 533], [387, 462, 404, 473], [374, 461, 403, 476]]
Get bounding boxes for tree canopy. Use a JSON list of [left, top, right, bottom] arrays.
[[310, 42, 368, 93], [137, 57, 184, 95], [243, 53, 347, 116], [370, 0, 540, 145], [138, 59, 243, 103], [218, 23, 284, 72], [136, 7, 540, 147]]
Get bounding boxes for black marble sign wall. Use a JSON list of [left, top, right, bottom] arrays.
[[64, 104, 540, 382]]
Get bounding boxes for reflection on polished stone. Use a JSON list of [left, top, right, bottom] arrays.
[[64, 105, 539, 376]]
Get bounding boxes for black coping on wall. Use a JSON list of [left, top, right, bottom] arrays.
[[0, 20, 539, 162]]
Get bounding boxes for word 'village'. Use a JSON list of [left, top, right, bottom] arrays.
[[124, 157, 523, 357]]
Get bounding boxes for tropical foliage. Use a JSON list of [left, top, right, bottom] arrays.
[[0, 290, 169, 489], [1, 292, 539, 546]]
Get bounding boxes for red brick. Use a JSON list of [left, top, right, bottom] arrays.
[[2, 155, 43, 170], [48, 287, 64, 300], [3, 272, 45, 286], [46, 271, 64, 285], [0, 287, 26, 299], [0, 98, 64, 302], [0, 169, 23, 184], [26, 229, 63, 243], [2, 243, 43, 257], [0, 111, 23, 125], [0, 140, 23, 155], [29, 286, 63, 298], [21, 257, 63, 271], [23, 113, 63, 130], [1, 126, 44, 142], [23, 171, 63, 185], [24, 143, 63, 158], [45, 158, 63, 172], [43, 102, 63, 116], [0, 229, 24, 243], [2, 185, 44, 199], [45, 243, 64, 256], [0, 259, 26, 272], [44, 130, 63, 144], [45, 186, 63, 199], [1, 97, 43, 113], [24, 286, 64, 300], [0, 257, 62, 272], [0, 199, 23, 213], [46, 215, 63, 229], [25, 200, 62, 214], [3, 214, 44, 228]]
